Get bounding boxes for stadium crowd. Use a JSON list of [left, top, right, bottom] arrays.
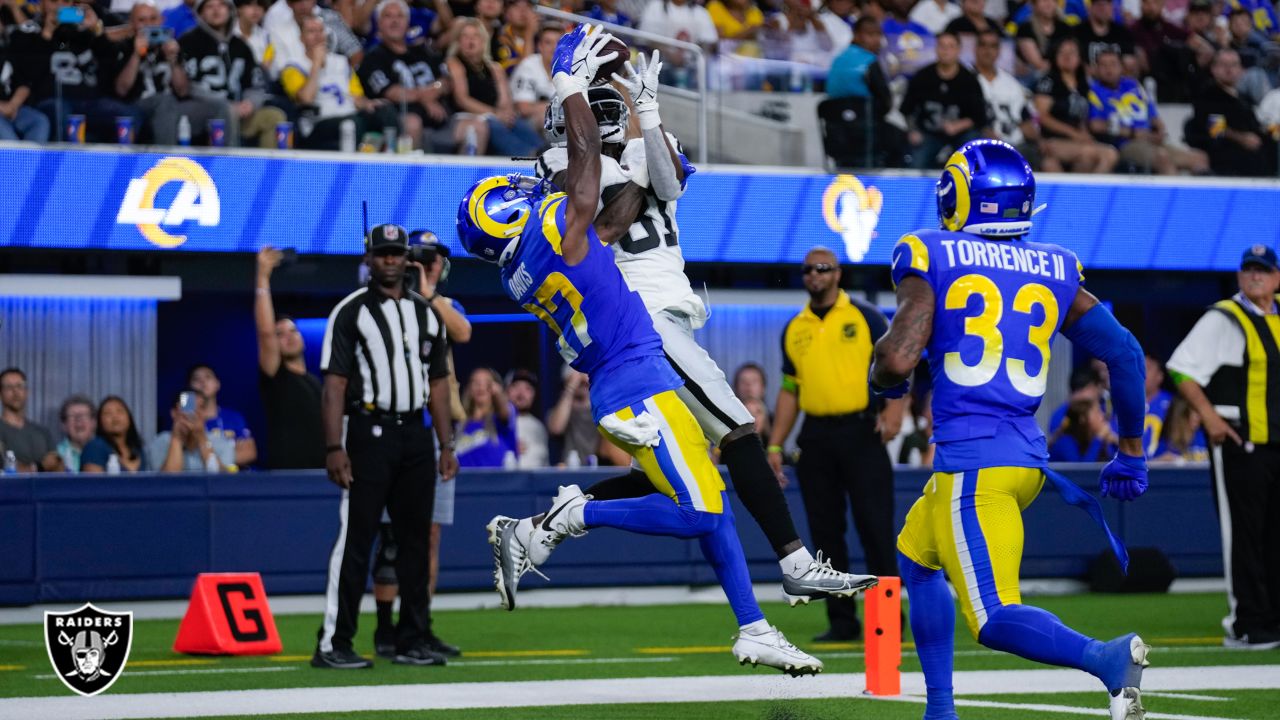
[[0, 0, 1277, 173]]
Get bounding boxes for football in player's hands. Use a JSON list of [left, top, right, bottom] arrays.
[[593, 37, 629, 86]]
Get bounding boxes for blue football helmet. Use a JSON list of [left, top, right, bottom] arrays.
[[456, 174, 551, 266], [936, 139, 1037, 238]]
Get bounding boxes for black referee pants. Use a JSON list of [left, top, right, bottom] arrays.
[[796, 413, 896, 636], [1210, 438, 1280, 638], [319, 412, 436, 654]]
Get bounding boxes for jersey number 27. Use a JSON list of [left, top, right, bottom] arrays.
[[944, 274, 1059, 398]]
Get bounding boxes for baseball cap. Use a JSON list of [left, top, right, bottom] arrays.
[[409, 229, 451, 257], [366, 223, 409, 253], [505, 368, 538, 388], [1241, 244, 1278, 271], [1189, 0, 1212, 10]]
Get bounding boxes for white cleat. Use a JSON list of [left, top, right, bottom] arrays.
[[732, 625, 824, 677], [1109, 634, 1150, 720], [527, 484, 590, 567], [782, 551, 879, 606], [486, 515, 544, 611]]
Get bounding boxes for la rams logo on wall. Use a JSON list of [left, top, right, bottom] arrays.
[[44, 603, 133, 696], [116, 157, 221, 248], [822, 175, 883, 263]]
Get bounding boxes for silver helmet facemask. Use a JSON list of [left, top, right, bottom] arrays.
[[544, 86, 630, 145]]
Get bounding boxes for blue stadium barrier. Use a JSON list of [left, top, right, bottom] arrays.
[[0, 465, 1218, 605], [6, 145, 1279, 270]]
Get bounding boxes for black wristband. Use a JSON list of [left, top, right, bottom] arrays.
[[326, 445, 343, 453]]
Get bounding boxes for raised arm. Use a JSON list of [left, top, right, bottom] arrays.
[[255, 247, 284, 376], [613, 50, 685, 202]]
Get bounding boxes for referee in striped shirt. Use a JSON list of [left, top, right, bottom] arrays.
[[313, 223, 459, 669]]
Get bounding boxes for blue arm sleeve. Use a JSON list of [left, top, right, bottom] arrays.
[[1062, 303, 1146, 442]]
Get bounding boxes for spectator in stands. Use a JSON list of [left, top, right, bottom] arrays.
[[1143, 353, 1174, 455], [763, 0, 835, 75], [638, 0, 718, 87], [1034, 36, 1120, 172], [510, 23, 559, 133], [472, 0, 503, 58], [975, 28, 1041, 166], [114, 1, 230, 145], [1259, 83, 1280, 141], [180, 0, 286, 147], [733, 362, 768, 405], [10, 0, 144, 142], [455, 367, 517, 467], [359, 0, 454, 50], [493, 0, 535, 71], [547, 367, 597, 465], [1153, 396, 1208, 461], [584, 0, 634, 27], [1015, 0, 1073, 80], [506, 369, 549, 468], [1076, 0, 1137, 74], [445, 17, 540, 156], [360, 0, 485, 152], [743, 397, 772, 444], [81, 396, 149, 473], [55, 395, 95, 473], [0, 368, 56, 472], [1130, 0, 1193, 101], [265, 0, 364, 75], [1184, 0, 1227, 78], [164, 0, 199, 36], [188, 364, 257, 468], [943, 0, 1003, 39], [900, 30, 990, 168], [0, 38, 50, 142], [256, 246, 326, 470], [1187, 48, 1278, 175], [1088, 44, 1209, 173], [707, 0, 766, 57], [1047, 392, 1118, 461], [1226, 7, 1274, 103], [908, 0, 960, 35], [233, 0, 274, 68], [149, 389, 235, 472], [872, 0, 935, 79], [817, 0, 855, 51], [283, 15, 396, 148]]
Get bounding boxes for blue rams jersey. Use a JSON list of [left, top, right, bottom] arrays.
[[1088, 77, 1158, 135], [892, 229, 1083, 472], [501, 193, 680, 422]]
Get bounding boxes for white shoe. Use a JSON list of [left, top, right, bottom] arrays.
[[732, 625, 823, 677], [527, 485, 589, 567], [486, 515, 544, 611], [1108, 635, 1150, 720], [782, 551, 879, 606]]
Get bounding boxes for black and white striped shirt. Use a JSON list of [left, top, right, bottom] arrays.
[[320, 284, 449, 413]]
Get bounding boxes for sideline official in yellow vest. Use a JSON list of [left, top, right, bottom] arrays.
[[1167, 244, 1280, 650], [766, 246, 906, 642]]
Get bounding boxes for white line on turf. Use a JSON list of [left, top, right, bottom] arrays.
[[32, 667, 300, 680], [1143, 692, 1233, 702], [0, 664, 1275, 720]]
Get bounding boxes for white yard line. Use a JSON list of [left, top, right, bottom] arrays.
[[1143, 692, 1234, 702], [0, 665, 1275, 720]]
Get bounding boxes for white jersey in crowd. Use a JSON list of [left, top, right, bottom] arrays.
[[536, 135, 706, 327], [282, 53, 361, 120], [978, 67, 1031, 146], [510, 55, 554, 106]]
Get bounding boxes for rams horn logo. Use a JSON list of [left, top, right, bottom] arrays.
[[116, 157, 221, 248], [822, 174, 883, 263]]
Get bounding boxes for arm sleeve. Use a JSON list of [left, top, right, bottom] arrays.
[[643, 124, 683, 202], [1061, 303, 1146, 440], [349, 71, 364, 97], [1166, 310, 1244, 386], [425, 307, 451, 379], [1087, 87, 1107, 121], [280, 65, 306, 99], [320, 303, 358, 377], [780, 321, 799, 391]]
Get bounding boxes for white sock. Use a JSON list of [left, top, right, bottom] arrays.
[[780, 547, 816, 579], [567, 501, 586, 532], [740, 619, 772, 635]]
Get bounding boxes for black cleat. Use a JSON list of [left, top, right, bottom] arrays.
[[311, 648, 373, 669]]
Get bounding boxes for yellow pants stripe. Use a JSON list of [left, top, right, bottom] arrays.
[[602, 391, 724, 514]]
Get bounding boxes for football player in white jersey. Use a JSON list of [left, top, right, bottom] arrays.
[[531, 52, 877, 605]]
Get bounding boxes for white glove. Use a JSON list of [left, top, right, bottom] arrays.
[[552, 24, 619, 100], [599, 411, 661, 448], [613, 50, 662, 130]]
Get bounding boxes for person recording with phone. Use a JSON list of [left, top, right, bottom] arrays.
[[111, 1, 231, 145], [147, 389, 236, 472], [10, 0, 145, 141]]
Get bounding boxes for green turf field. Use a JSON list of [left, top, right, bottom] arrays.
[[3, 592, 1278, 719]]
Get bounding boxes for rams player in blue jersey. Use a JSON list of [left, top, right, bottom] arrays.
[[455, 24, 822, 676], [869, 140, 1152, 720]]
